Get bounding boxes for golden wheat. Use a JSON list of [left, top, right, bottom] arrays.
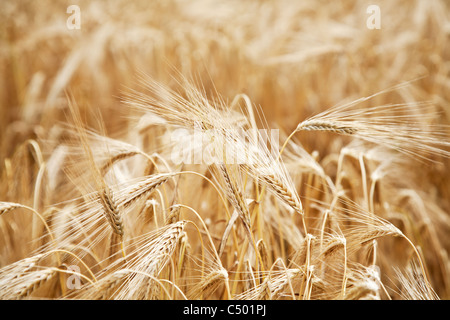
[[0, 0, 449, 301]]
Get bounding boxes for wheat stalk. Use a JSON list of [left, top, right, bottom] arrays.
[[293, 100, 450, 161]]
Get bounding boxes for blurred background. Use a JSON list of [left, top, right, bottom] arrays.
[[2, 0, 449, 156]]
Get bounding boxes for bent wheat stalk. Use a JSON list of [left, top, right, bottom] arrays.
[[286, 100, 450, 162]]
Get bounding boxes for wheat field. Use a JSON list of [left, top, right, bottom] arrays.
[[1, 0, 450, 300]]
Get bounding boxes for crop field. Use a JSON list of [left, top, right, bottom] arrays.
[[0, 0, 449, 300]]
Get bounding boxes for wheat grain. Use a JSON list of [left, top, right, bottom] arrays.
[[99, 187, 124, 237]]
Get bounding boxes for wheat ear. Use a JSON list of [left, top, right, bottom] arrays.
[[262, 174, 303, 214], [113, 221, 187, 299], [9, 268, 58, 300], [99, 187, 124, 237], [117, 173, 175, 209], [187, 268, 229, 299], [297, 120, 358, 135], [219, 164, 251, 228], [0, 202, 26, 216], [100, 151, 140, 175]]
